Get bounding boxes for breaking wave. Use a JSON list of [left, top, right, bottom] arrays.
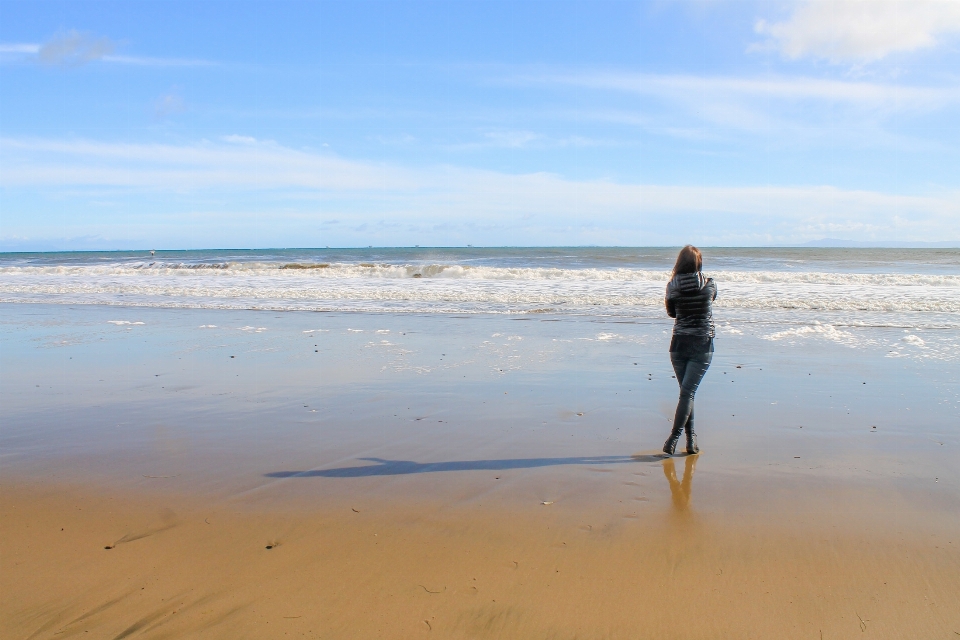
[[2, 261, 959, 287]]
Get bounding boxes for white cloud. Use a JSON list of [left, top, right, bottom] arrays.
[[754, 0, 960, 63]]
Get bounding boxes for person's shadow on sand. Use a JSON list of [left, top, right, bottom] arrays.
[[265, 454, 666, 478]]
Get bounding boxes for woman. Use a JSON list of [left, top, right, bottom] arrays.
[[663, 245, 717, 456]]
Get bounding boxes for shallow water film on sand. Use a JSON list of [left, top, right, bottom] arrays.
[[1, 248, 959, 638]]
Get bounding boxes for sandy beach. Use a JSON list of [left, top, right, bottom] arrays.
[[2, 302, 958, 638], [3, 0, 960, 629]]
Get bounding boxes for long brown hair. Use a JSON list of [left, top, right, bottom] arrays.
[[672, 245, 702, 276]]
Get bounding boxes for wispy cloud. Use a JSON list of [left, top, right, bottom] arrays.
[[754, 0, 960, 63], [0, 30, 215, 67], [0, 137, 422, 190], [371, 133, 417, 145], [1, 136, 956, 244], [100, 54, 216, 67], [0, 43, 40, 54], [482, 130, 540, 148], [528, 72, 960, 110], [222, 134, 258, 145], [514, 70, 960, 136], [447, 130, 616, 151]]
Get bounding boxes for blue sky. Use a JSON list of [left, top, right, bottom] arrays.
[[1, 0, 959, 249]]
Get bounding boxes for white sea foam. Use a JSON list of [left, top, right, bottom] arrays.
[[2, 275, 956, 315], [2, 254, 958, 360], [762, 324, 854, 343], [719, 323, 743, 335], [3, 257, 958, 322], [593, 332, 647, 344]]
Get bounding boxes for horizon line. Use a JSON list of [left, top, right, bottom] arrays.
[[2, 242, 960, 254]]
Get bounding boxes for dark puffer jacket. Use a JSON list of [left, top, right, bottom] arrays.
[[665, 272, 717, 339]]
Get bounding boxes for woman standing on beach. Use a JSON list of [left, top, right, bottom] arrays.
[[663, 245, 717, 455]]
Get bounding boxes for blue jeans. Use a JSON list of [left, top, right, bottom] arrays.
[[669, 352, 713, 434]]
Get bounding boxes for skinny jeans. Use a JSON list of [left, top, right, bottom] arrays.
[[669, 351, 713, 434]]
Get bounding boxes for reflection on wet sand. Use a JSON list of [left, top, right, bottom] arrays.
[[662, 454, 697, 512]]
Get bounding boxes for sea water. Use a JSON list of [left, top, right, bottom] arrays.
[[1, 247, 958, 361]]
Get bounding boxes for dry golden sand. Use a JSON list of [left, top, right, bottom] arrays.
[[3, 457, 959, 640]]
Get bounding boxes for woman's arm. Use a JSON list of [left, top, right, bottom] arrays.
[[665, 284, 676, 317]]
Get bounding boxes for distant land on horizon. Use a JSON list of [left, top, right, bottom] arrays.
[[795, 239, 960, 249], [2, 240, 960, 253]]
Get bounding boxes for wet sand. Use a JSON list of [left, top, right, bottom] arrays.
[[3, 473, 959, 639], [2, 304, 959, 638]]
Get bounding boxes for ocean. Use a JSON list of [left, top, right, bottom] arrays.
[[2, 247, 958, 361]]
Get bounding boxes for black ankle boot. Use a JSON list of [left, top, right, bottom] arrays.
[[685, 429, 699, 454], [663, 427, 683, 455]]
